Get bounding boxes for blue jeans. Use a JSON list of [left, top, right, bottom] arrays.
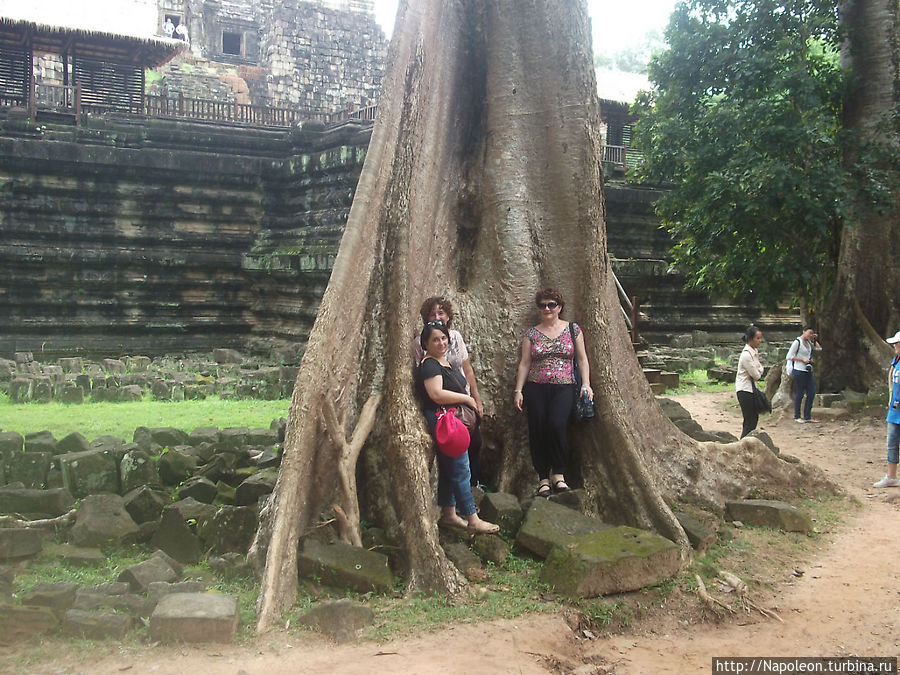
[[792, 369, 815, 420], [887, 422, 900, 465], [436, 451, 475, 517]]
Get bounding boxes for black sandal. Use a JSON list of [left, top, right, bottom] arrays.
[[552, 479, 571, 493], [535, 482, 551, 498]]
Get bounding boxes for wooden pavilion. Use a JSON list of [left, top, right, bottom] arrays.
[[0, 16, 185, 118]]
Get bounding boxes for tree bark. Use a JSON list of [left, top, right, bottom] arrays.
[[822, 0, 900, 391], [254, 0, 837, 631]]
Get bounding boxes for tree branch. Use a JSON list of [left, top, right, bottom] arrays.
[[323, 393, 382, 547]]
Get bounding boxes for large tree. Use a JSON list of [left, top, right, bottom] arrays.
[[253, 0, 834, 631], [633, 0, 846, 313], [820, 0, 900, 390]]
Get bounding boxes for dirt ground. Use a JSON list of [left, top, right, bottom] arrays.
[[8, 390, 900, 674]]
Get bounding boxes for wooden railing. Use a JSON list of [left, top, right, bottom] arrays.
[[602, 144, 643, 173], [11, 78, 376, 129]]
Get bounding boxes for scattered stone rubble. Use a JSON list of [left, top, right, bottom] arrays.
[[0, 349, 300, 404], [0, 337, 831, 644]]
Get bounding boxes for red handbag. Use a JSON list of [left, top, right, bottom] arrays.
[[434, 408, 470, 457]]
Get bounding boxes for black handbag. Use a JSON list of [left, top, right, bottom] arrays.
[[751, 381, 771, 413], [570, 322, 595, 421]]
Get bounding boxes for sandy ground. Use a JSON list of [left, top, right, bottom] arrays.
[[11, 391, 900, 674]]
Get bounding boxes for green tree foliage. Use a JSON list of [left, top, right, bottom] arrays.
[[632, 0, 846, 309]]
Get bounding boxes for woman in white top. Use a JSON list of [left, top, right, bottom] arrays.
[[785, 326, 821, 423], [735, 325, 764, 438]]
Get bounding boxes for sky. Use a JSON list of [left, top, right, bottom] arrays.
[[372, 0, 680, 55]]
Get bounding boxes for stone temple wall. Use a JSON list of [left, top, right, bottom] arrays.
[[0, 111, 369, 358], [260, 0, 386, 113]]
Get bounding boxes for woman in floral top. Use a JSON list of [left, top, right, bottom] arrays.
[[514, 288, 594, 497]]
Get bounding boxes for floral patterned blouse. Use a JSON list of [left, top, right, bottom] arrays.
[[526, 323, 580, 385]]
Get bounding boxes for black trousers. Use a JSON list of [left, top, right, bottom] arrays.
[[523, 382, 575, 480], [736, 390, 758, 438]]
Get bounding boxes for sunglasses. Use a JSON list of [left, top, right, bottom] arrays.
[[537, 301, 559, 310], [426, 320, 445, 327]]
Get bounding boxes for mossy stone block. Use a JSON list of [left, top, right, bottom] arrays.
[[724, 499, 813, 533], [540, 526, 680, 598], [298, 538, 392, 593], [516, 497, 613, 559], [59, 448, 120, 498]]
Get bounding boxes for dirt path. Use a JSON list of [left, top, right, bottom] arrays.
[[18, 392, 900, 674]]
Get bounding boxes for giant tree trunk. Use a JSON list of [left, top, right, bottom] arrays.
[[254, 0, 836, 631], [822, 0, 900, 390]]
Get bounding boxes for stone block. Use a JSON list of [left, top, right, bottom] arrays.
[[43, 543, 105, 566], [119, 449, 160, 493], [25, 430, 57, 454], [198, 505, 257, 554], [125, 356, 151, 371], [298, 538, 392, 593], [246, 427, 278, 446], [150, 507, 202, 564], [151, 379, 173, 400], [0, 486, 74, 516], [659, 371, 680, 389], [642, 368, 661, 384], [442, 541, 485, 581], [471, 532, 510, 565], [189, 427, 220, 445], [59, 448, 120, 498], [57, 432, 90, 455], [0, 606, 59, 642], [116, 385, 144, 402], [0, 431, 24, 455], [118, 556, 179, 592], [62, 609, 133, 640], [19, 582, 79, 615], [0, 528, 43, 559], [477, 492, 524, 534], [6, 451, 51, 489], [157, 448, 198, 486], [213, 349, 244, 364], [673, 511, 717, 555], [71, 494, 140, 547], [147, 580, 207, 603], [72, 591, 155, 616], [170, 497, 217, 525], [123, 486, 168, 524], [725, 499, 813, 533], [58, 357, 84, 373], [815, 393, 842, 408], [208, 552, 251, 580], [215, 480, 237, 505], [31, 377, 53, 402], [234, 468, 278, 506], [9, 377, 33, 402], [150, 592, 238, 644], [540, 526, 681, 597], [516, 498, 613, 559], [297, 599, 375, 643], [176, 476, 217, 504], [649, 382, 667, 395], [101, 359, 127, 374], [219, 426, 250, 450], [75, 373, 92, 391]]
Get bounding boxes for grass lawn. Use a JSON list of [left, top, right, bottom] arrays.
[[0, 394, 290, 442]]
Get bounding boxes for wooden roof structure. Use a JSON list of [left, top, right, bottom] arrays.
[[0, 17, 185, 68]]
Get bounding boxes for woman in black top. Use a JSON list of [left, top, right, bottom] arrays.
[[418, 322, 498, 534]]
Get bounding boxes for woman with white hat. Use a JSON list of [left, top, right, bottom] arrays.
[[873, 330, 900, 487]]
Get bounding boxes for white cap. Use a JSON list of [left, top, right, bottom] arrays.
[[887, 330, 900, 344]]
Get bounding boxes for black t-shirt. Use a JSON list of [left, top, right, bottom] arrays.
[[417, 356, 467, 417]]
